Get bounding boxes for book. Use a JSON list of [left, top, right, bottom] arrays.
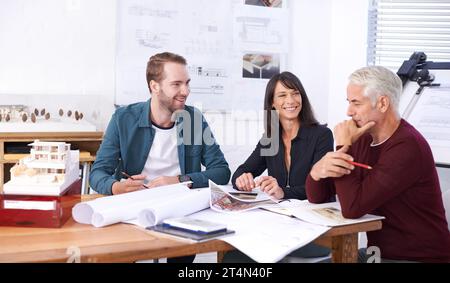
[[147, 224, 235, 242], [162, 217, 227, 233]]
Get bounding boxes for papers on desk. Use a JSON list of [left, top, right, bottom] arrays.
[[279, 200, 385, 227], [190, 208, 331, 263], [71, 181, 385, 263], [72, 183, 209, 227]]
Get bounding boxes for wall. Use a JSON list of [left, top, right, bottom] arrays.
[[289, 0, 332, 125], [0, 0, 117, 129], [289, 0, 369, 129], [0, 0, 345, 131], [327, 0, 369, 130]]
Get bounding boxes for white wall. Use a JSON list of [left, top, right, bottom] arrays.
[[0, 0, 117, 129], [289, 0, 368, 129], [289, 0, 332, 124], [327, 0, 369, 130]]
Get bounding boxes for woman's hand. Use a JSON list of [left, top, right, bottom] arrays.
[[235, 173, 256, 191], [256, 176, 284, 200]]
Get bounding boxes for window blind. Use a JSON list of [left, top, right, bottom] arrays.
[[367, 0, 450, 69]]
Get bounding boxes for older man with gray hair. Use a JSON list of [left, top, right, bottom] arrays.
[[306, 66, 450, 263]]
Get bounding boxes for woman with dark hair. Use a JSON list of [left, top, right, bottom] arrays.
[[232, 71, 333, 201], [224, 72, 334, 262]]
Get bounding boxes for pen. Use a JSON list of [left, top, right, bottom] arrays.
[[121, 171, 150, 188], [229, 192, 257, 196], [346, 160, 372, 170]]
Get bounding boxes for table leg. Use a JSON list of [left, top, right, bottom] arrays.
[[331, 233, 358, 263], [217, 251, 226, 263]]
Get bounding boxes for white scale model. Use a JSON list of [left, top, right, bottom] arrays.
[[3, 140, 79, 196]]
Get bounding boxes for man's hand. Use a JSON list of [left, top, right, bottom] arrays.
[[112, 174, 147, 195], [334, 120, 376, 146], [309, 145, 355, 181], [235, 173, 256, 191], [147, 176, 179, 188], [255, 176, 284, 200]]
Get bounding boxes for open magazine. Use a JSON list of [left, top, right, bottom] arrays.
[[283, 200, 385, 227], [209, 180, 278, 212]]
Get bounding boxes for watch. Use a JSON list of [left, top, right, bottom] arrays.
[[178, 175, 192, 188]]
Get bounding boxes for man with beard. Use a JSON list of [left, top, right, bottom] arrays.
[[90, 52, 230, 262]]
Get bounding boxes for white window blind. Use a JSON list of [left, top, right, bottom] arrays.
[[367, 0, 450, 70]]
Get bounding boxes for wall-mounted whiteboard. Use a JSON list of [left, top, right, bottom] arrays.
[[115, 0, 291, 111]]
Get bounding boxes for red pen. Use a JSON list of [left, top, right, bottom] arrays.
[[347, 160, 372, 170]]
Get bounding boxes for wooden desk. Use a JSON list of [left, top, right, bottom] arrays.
[[0, 200, 381, 263], [0, 132, 103, 194]]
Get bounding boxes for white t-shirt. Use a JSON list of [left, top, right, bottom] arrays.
[[140, 124, 181, 182]]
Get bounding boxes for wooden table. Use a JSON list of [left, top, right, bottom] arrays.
[[0, 208, 381, 263]]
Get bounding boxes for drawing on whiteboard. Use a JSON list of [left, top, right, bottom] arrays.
[[136, 30, 169, 49], [245, 0, 283, 8], [128, 6, 178, 19], [184, 38, 222, 56], [242, 53, 280, 79], [237, 17, 282, 45], [189, 65, 227, 78], [115, 0, 289, 109], [188, 65, 227, 98]]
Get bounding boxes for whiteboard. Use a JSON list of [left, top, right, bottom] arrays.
[[401, 69, 450, 166], [115, 0, 291, 111]]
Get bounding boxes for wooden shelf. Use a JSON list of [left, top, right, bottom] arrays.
[[2, 151, 94, 163]]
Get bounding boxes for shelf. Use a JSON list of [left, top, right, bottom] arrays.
[[2, 151, 94, 163]]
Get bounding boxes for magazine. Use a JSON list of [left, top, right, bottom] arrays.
[[209, 180, 277, 213], [285, 201, 385, 227]]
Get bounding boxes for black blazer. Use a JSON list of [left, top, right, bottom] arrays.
[[232, 124, 333, 200]]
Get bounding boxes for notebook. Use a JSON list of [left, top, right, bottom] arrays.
[[147, 224, 235, 242]]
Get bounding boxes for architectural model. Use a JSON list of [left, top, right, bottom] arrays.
[[3, 140, 79, 196]]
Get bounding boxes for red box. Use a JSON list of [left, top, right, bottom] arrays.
[[0, 179, 81, 228]]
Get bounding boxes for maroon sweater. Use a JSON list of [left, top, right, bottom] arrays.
[[306, 119, 450, 262]]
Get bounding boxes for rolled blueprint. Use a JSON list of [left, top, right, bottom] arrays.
[[137, 188, 210, 227], [72, 183, 209, 228]]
